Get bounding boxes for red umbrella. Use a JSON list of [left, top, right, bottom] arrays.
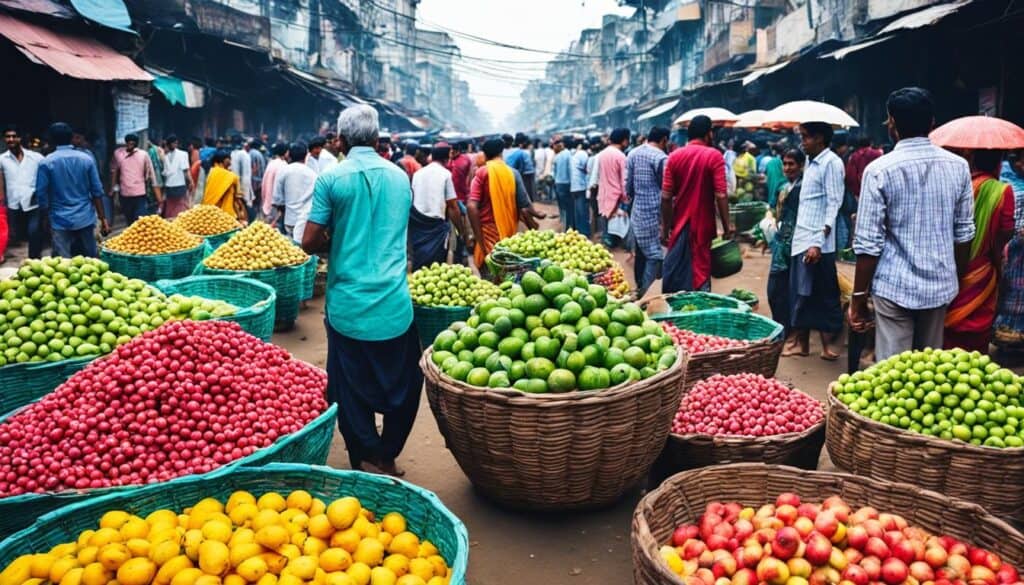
[[929, 116, 1024, 150]]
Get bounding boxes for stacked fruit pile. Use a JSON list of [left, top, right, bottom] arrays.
[[408, 264, 501, 307], [104, 217, 201, 255], [0, 490, 451, 585], [661, 322, 749, 355], [0, 320, 327, 495], [833, 348, 1024, 448], [498, 230, 613, 274], [431, 264, 677, 393], [660, 493, 1019, 585], [591, 266, 630, 299], [0, 258, 229, 366], [672, 374, 823, 436], [173, 205, 241, 236], [204, 223, 308, 271]]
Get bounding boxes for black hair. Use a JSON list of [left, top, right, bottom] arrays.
[[514, 132, 530, 147], [251, 140, 263, 150], [800, 122, 834, 147], [288, 142, 308, 162], [231, 134, 243, 146], [324, 132, 336, 140], [166, 135, 179, 146], [271, 142, 288, 157], [205, 137, 216, 147], [831, 133, 848, 148], [3, 124, 17, 136], [49, 122, 73, 146], [431, 145, 451, 161], [648, 126, 670, 143], [309, 136, 327, 149], [687, 115, 713, 140], [541, 141, 549, 148], [972, 149, 1004, 176], [501, 133, 513, 148], [783, 148, 806, 167], [610, 128, 630, 145], [483, 138, 505, 159], [404, 142, 419, 155], [887, 87, 935, 138], [856, 136, 872, 149], [211, 149, 232, 166], [124, 133, 139, 144]]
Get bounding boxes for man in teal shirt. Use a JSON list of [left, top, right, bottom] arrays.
[[302, 105, 420, 477]]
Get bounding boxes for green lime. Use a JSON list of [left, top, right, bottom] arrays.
[[525, 357, 556, 380], [466, 367, 491, 386], [547, 368, 576, 392]]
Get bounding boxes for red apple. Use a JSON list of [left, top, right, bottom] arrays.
[[724, 502, 743, 523], [699, 550, 716, 568], [882, 558, 909, 585], [713, 556, 738, 579], [892, 540, 916, 564], [815, 510, 839, 539], [910, 562, 935, 582], [757, 558, 791, 585], [908, 539, 926, 563], [883, 531, 905, 548], [924, 547, 948, 570], [713, 522, 736, 540], [970, 566, 998, 585], [848, 526, 870, 551], [734, 519, 754, 542], [756, 504, 777, 519], [732, 568, 757, 585], [996, 566, 1020, 585], [844, 565, 870, 585], [707, 502, 726, 517], [788, 558, 813, 579], [949, 542, 968, 557], [845, 548, 864, 565], [684, 577, 705, 585], [716, 578, 731, 585], [776, 493, 802, 508], [804, 533, 833, 567], [787, 578, 809, 585], [866, 537, 891, 560], [822, 496, 851, 523], [737, 543, 763, 569], [878, 513, 898, 532], [777, 505, 799, 526], [861, 556, 882, 581], [696, 568, 716, 585], [947, 555, 970, 578], [798, 503, 821, 521], [682, 539, 707, 560], [773, 527, 802, 561], [850, 506, 880, 525], [863, 520, 885, 539], [707, 534, 729, 551], [674, 525, 696, 546], [702, 513, 724, 539], [794, 517, 815, 538]]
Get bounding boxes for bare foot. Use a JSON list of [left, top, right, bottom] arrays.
[[782, 340, 808, 357], [820, 350, 840, 361]]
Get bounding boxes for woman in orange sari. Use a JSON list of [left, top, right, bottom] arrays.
[[944, 149, 1016, 352], [467, 138, 531, 276], [202, 149, 247, 223]]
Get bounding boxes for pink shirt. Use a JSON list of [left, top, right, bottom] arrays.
[[597, 146, 627, 217], [111, 147, 155, 197], [261, 158, 287, 215]]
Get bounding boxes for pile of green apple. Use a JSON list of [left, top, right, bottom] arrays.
[[0, 257, 235, 366], [430, 264, 677, 393], [833, 348, 1024, 448], [498, 229, 614, 274], [408, 263, 502, 307]]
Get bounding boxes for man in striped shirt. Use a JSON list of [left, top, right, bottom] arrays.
[[849, 87, 975, 360]]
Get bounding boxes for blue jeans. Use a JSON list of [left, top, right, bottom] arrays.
[[555, 183, 572, 230], [121, 195, 150, 225], [572, 191, 590, 237], [52, 225, 96, 258]]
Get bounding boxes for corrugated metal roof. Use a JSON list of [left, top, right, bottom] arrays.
[[0, 13, 151, 81], [878, 0, 971, 34]]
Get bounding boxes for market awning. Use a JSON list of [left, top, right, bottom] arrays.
[[637, 99, 679, 121], [742, 60, 791, 86], [820, 37, 893, 60], [0, 13, 151, 81], [68, 0, 134, 34], [147, 68, 205, 108], [821, 0, 971, 60]]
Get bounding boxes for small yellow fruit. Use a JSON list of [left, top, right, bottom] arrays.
[[229, 504, 260, 527], [59, 566, 84, 585], [376, 533, 392, 548], [286, 556, 317, 581], [426, 556, 447, 579], [81, 562, 110, 585], [76, 547, 98, 566], [182, 530, 204, 562], [229, 528, 256, 548], [120, 518, 150, 540], [308, 515, 334, 540], [318, 549, 352, 573], [345, 563, 371, 585], [407, 559, 433, 582], [149, 527, 181, 545], [98, 544, 131, 571], [146, 510, 179, 528], [195, 575, 223, 585], [77, 531, 95, 550], [223, 574, 246, 585], [237, 556, 269, 582], [387, 533, 419, 559], [198, 540, 230, 576], [229, 543, 264, 568], [383, 555, 409, 578], [49, 556, 80, 583], [89, 527, 122, 547], [150, 539, 182, 565], [352, 539, 384, 567], [277, 545, 300, 562], [425, 578, 446, 585], [396, 576, 426, 585], [325, 572, 356, 585], [169, 567, 204, 585], [326, 498, 361, 531], [257, 493, 287, 513], [117, 557, 156, 585], [255, 574, 278, 585], [29, 553, 56, 579], [155, 556, 193, 585], [309, 499, 327, 517], [126, 538, 151, 558], [259, 553, 286, 575], [202, 520, 233, 544], [380, 514, 406, 537], [285, 491, 313, 512], [289, 530, 306, 548], [276, 574, 302, 585], [417, 542, 438, 559], [100, 511, 131, 530], [303, 537, 328, 557], [255, 525, 289, 550], [331, 529, 361, 554], [226, 491, 257, 514], [49, 544, 77, 558], [369, 566, 397, 585], [252, 510, 282, 532], [192, 498, 225, 514]]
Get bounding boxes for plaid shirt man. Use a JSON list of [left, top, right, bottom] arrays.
[[853, 137, 975, 310], [626, 143, 667, 253], [791, 147, 845, 256]]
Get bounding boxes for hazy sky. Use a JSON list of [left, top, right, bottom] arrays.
[[417, 0, 633, 129]]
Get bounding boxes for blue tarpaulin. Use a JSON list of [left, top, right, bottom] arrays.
[[68, 0, 134, 34]]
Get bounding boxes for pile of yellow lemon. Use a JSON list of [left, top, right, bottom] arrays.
[[104, 217, 202, 255], [204, 223, 308, 271], [173, 206, 241, 236], [0, 490, 451, 585]]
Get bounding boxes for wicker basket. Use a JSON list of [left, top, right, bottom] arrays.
[[652, 309, 784, 389], [825, 388, 1024, 524], [0, 463, 469, 585], [100, 241, 208, 282], [154, 275, 277, 342], [421, 347, 687, 510], [0, 402, 337, 538], [631, 463, 1024, 585], [413, 304, 472, 348], [0, 356, 95, 416]]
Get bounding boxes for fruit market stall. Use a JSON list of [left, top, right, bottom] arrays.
[[827, 348, 1024, 524], [171, 205, 242, 250], [420, 266, 686, 509], [408, 263, 502, 348], [631, 463, 1024, 585], [100, 216, 209, 282], [0, 320, 336, 537], [0, 463, 469, 585]]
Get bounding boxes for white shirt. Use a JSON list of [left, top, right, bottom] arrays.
[[1, 149, 43, 211], [534, 147, 552, 179], [307, 150, 337, 175], [230, 149, 252, 204], [411, 162, 456, 219], [273, 162, 318, 228], [162, 148, 190, 188], [791, 148, 845, 256]]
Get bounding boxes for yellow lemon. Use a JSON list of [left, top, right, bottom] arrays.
[[89, 527, 122, 547], [229, 504, 259, 527], [288, 531, 305, 548], [223, 574, 246, 585], [120, 518, 150, 540], [416, 542, 438, 559], [81, 562, 110, 585], [285, 491, 313, 512], [195, 575, 223, 585], [169, 568, 203, 585], [379, 514, 406, 537], [279, 509, 300, 524], [387, 534, 419, 559], [407, 559, 433, 582], [148, 527, 181, 546], [190, 512, 231, 531], [192, 498, 225, 515], [309, 499, 327, 518], [325, 572, 356, 585], [150, 539, 182, 566], [98, 544, 131, 571], [276, 574, 302, 585], [308, 515, 334, 540], [126, 538, 151, 558], [237, 556, 268, 582], [369, 567, 397, 585], [99, 511, 132, 530], [255, 574, 278, 585], [425, 578, 445, 585], [155, 556, 193, 585], [76, 531, 96, 550], [198, 541, 230, 576], [330, 530, 361, 554], [117, 557, 156, 585], [257, 493, 287, 513], [76, 547, 98, 566], [352, 540, 384, 568], [59, 567, 84, 585], [326, 498, 361, 531], [396, 577, 425, 585], [178, 515, 192, 528], [425, 557, 447, 579], [50, 544, 78, 558], [182, 530, 204, 562], [277, 545, 300, 562], [345, 563, 371, 585], [228, 544, 263, 568], [382, 555, 408, 578], [318, 549, 352, 573], [21, 578, 44, 585], [376, 533, 392, 549], [29, 553, 56, 579], [49, 556, 80, 583], [252, 510, 282, 532], [226, 492, 257, 514], [146, 510, 179, 528], [285, 556, 317, 581], [314, 568, 328, 585], [254, 526, 289, 551], [258, 553, 286, 576], [287, 513, 309, 532], [303, 537, 328, 558], [202, 520, 233, 544]]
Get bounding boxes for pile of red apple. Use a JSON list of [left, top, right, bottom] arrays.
[[659, 493, 1020, 585], [661, 322, 749, 355], [672, 374, 823, 437]]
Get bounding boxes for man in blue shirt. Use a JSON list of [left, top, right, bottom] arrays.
[[301, 105, 421, 477], [35, 122, 109, 258], [552, 138, 572, 227], [504, 132, 536, 202], [571, 139, 592, 237]]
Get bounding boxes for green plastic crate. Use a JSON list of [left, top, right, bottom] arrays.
[[195, 255, 316, 326], [653, 308, 784, 342], [100, 241, 209, 282], [0, 356, 96, 417], [154, 275, 277, 341], [0, 463, 469, 585], [413, 304, 472, 348], [663, 291, 751, 315], [0, 403, 337, 538]]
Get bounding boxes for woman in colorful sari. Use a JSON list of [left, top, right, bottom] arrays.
[[202, 149, 247, 223], [944, 149, 1015, 352], [467, 138, 533, 277]]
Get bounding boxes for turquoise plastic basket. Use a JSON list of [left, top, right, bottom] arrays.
[[196, 255, 316, 326], [0, 403, 337, 538], [0, 463, 469, 584], [100, 241, 210, 282], [154, 275, 277, 341], [0, 356, 96, 417], [203, 228, 239, 250]]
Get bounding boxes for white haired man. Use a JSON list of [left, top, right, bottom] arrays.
[[301, 105, 420, 477]]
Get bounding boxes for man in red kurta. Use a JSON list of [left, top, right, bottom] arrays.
[[661, 115, 732, 292]]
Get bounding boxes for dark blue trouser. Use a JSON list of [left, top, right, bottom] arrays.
[[571, 190, 590, 237], [555, 183, 572, 230], [634, 241, 662, 298], [52, 225, 96, 258], [325, 320, 423, 469], [120, 195, 150, 226], [9, 207, 45, 258]]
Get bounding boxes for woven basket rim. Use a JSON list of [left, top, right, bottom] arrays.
[[421, 345, 686, 405], [670, 383, 825, 444], [101, 240, 204, 257], [413, 303, 476, 311], [827, 383, 1024, 454], [202, 254, 313, 272]]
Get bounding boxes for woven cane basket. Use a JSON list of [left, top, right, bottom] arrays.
[[826, 388, 1024, 524], [631, 463, 1024, 585], [653, 309, 784, 389], [421, 347, 687, 510]]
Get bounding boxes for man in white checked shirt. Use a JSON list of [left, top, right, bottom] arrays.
[[849, 88, 975, 360]]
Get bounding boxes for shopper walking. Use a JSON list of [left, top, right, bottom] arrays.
[[160, 136, 194, 219], [229, 136, 253, 220], [302, 105, 421, 477], [468, 138, 535, 273], [270, 142, 318, 243], [505, 133, 536, 201], [552, 138, 572, 227], [768, 150, 808, 355], [36, 122, 109, 257], [261, 142, 288, 221], [111, 133, 160, 225], [410, 142, 469, 269], [306, 135, 338, 175], [1, 124, 45, 258], [571, 138, 591, 236], [597, 128, 630, 247], [626, 126, 669, 297], [849, 87, 976, 360]]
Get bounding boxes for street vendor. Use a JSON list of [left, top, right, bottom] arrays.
[[467, 138, 537, 275]]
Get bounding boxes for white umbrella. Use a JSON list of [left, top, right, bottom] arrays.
[[761, 100, 859, 128], [732, 109, 769, 129], [674, 107, 738, 127]]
